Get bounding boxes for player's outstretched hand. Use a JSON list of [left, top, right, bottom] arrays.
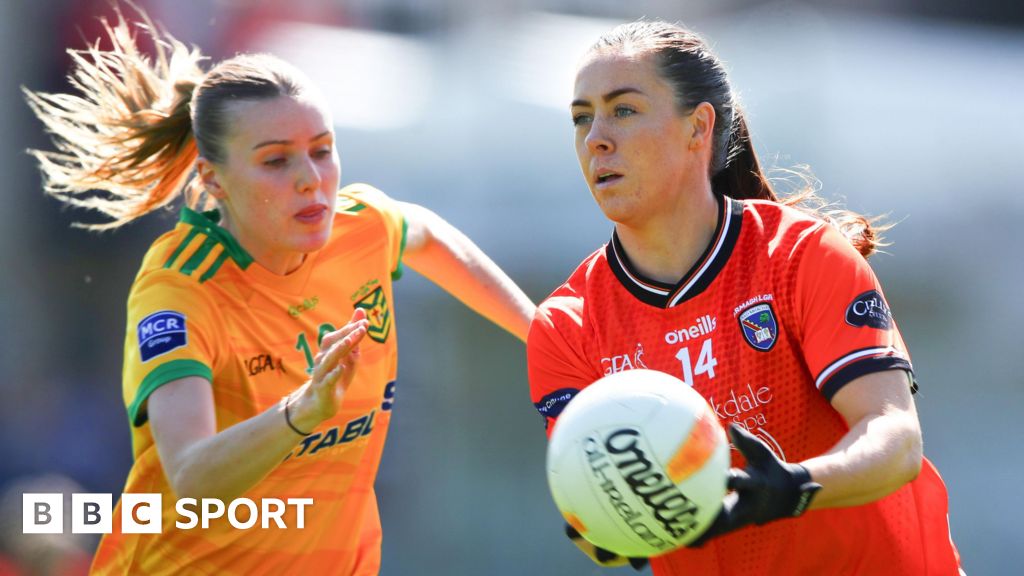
[[690, 424, 821, 547], [290, 308, 369, 429], [565, 524, 648, 571]]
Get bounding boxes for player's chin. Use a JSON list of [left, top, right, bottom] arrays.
[[290, 227, 333, 253], [595, 198, 639, 227]]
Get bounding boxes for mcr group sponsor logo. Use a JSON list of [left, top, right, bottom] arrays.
[[137, 310, 187, 362], [354, 286, 391, 343]]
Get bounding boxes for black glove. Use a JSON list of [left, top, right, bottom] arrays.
[[565, 524, 648, 570], [691, 423, 821, 547]]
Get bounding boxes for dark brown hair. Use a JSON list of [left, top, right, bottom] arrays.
[[590, 20, 886, 257]]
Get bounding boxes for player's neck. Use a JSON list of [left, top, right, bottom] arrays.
[[614, 191, 719, 285], [219, 209, 307, 275]]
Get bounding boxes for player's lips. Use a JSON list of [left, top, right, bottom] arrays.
[[294, 203, 328, 223], [593, 168, 623, 189]]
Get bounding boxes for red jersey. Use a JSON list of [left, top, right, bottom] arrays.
[[528, 197, 962, 575]]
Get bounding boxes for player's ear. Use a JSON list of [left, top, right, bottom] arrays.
[[196, 157, 226, 200], [688, 102, 715, 151]]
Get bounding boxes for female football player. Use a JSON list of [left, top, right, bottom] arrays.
[[25, 8, 533, 576], [527, 20, 963, 574]]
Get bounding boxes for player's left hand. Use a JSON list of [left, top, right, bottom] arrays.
[[690, 424, 821, 546]]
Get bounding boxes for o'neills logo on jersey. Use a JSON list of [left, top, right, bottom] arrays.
[[664, 315, 717, 344], [845, 290, 892, 329], [584, 428, 701, 548]]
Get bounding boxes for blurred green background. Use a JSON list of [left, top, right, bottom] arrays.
[[2, 1, 1021, 574]]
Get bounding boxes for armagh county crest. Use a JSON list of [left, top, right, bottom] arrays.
[[738, 303, 778, 352], [354, 286, 391, 343]]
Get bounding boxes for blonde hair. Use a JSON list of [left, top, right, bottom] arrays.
[[24, 4, 309, 230]]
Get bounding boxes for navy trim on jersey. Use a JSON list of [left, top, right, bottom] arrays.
[[605, 195, 743, 308], [820, 356, 914, 401]]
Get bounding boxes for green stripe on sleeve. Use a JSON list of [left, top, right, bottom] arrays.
[[391, 216, 408, 281], [179, 236, 218, 276], [179, 207, 255, 270], [163, 228, 200, 269], [199, 251, 231, 283], [128, 359, 212, 427]]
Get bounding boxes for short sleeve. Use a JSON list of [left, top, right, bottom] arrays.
[[527, 295, 602, 436], [793, 224, 913, 401], [123, 271, 220, 427], [338, 184, 408, 280]]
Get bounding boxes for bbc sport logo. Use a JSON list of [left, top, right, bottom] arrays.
[[23, 493, 313, 534]]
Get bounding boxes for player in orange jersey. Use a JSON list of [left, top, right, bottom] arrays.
[[24, 7, 533, 576], [528, 20, 964, 575]]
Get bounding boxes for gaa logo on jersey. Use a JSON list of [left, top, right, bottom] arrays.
[[738, 303, 778, 352], [138, 311, 187, 362], [354, 286, 391, 344]]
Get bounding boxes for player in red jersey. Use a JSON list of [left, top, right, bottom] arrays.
[[528, 20, 964, 575]]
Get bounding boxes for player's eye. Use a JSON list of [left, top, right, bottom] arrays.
[[613, 105, 636, 118], [263, 157, 287, 168], [572, 112, 593, 127]]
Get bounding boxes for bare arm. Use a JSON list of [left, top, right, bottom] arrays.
[[398, 201, 535, 342], [149, 310, 368, 501], [802, 369, 923, 509]]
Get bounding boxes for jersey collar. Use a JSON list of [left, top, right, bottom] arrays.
[[179, 207, 255, 270], [605, 195, 743, 308]]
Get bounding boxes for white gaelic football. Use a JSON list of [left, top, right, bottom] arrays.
[[546, 369, 729, 557]]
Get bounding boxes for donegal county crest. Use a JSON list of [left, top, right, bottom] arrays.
[[354, 286, 391, 343], [738, 303, 778, 352]]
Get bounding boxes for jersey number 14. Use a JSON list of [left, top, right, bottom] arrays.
[[674, 339, 717, 386]]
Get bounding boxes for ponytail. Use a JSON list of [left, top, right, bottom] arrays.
[[23, 6, 205, 230], [713, 109, 886, 258], [592, 20, 889, 258], [711, 113, 775, 203]]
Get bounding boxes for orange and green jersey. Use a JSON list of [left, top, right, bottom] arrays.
[[91, 183, 406, 576], [528, 197, 962, 575]]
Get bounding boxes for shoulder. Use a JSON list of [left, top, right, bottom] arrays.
[[335, 183, 400, 216], [737, 199, 836, 264], [333, 183, 405, 238], [536, 247, 606, 320], [130, 222, 229, 312], [128, 265, 218, 315], [531, 246, 607, 346], [136, 207, 254, 290], [741, 199, 825, 238]]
